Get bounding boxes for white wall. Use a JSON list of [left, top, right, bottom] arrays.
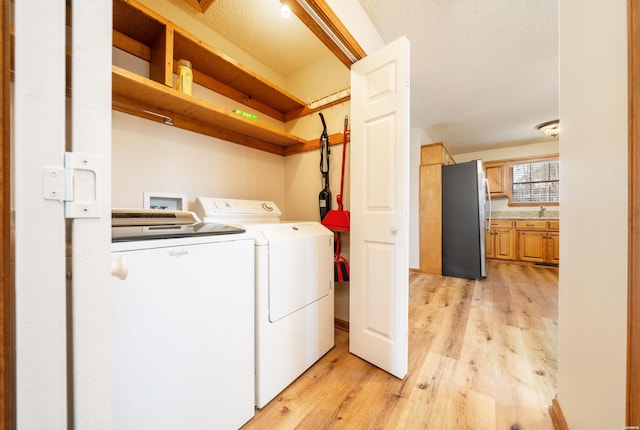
[[112, 111, 286, 211], [557, 0, 628, 428]]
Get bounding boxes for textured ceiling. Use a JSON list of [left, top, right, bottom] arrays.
[[167, 0, 559, 154], [358, 0, 559, 153], [166, 0, 332, 77]]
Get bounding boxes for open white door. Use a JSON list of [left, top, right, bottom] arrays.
[[349, 36, 410, 378], [14, 1, 112, 427]]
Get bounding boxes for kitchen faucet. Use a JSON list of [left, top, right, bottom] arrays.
[[540, 206, 547, 217]]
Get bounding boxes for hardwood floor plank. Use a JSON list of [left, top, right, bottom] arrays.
[[445, 385, 497, 430], [429, 277, 475, 360], [391, 352, 458, 429], [241, 262, 558, 430]]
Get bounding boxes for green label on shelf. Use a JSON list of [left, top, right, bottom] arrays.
[[233, 109, 258, 121]]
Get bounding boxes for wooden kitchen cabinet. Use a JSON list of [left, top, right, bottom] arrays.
[[421, 142, 455, 166], [485, 218, 560, 265], [516, 220, 560, 265], [112, 0, 319, 156], [547, 231, 560, 264], [515, 220, 547, 230], [486, 220, 516, 260], [483, 160, 508, 197], [518, 230, 548, 263], [419, 143, 455, 275]]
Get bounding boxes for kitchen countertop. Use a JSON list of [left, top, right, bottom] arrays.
[[490, 211, 559, 220]]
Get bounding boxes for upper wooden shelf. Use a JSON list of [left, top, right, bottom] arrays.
[[111, 0, 322, 155], [112, 66, 308, 155]]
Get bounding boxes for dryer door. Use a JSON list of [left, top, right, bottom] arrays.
[[262, 223, 333, 323]]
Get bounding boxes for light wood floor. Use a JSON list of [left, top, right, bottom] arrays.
[[241, 261, 558, 430]]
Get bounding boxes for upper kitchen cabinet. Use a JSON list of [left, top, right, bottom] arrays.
[[112, 0, 340, 156], [421, 142, 455, 166], [483, 160, 507, 197]]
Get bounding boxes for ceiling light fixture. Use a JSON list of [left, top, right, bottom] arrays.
[[295, 0, 358, 63], [281, 3, 291, 19], [535, 119, 560, 138]]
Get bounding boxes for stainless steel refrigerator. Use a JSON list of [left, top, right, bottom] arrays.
[[441, 159, 489, 279]]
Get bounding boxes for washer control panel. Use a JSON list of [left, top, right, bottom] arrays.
[[195, 197, 282, 224]]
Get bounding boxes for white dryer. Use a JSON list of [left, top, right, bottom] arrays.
[[195, 197, 335, 408]]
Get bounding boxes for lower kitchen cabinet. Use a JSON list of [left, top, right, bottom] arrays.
[[516, 221, 560, 265], [518, 230, 548, 263], [486, 220, 516, 260], [486, 218, 559, 265], [547, 231, 560, 264]]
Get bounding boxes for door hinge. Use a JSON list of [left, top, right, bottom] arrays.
[[42, 152, 101, 219]]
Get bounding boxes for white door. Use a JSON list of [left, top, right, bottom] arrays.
[[349, 36, 410, 378], [14, 1, 112, 428]]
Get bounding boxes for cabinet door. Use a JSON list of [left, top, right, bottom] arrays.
[[484, 162, 507, 197], [486, 230, 495, 258], [547, 232, 560, 264], [518, 231, 547, 263], [494, 228, 515, 260]]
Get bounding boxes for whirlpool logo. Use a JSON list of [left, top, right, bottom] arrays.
[[168, 249, 189, 259]]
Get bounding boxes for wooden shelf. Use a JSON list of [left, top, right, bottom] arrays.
[[112, 66, 308, 155], [172, 31, 306, 121], [111, 0, 319, 155]]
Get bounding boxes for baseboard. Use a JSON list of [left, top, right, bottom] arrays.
[[334, 318, 349, 332], [549, 398, 569, 430]]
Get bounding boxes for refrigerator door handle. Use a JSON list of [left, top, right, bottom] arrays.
[[484, 178, 492, 231]]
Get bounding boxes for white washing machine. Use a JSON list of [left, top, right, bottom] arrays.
[[111, 222, 255, 429], [195, 197, 335, 408]]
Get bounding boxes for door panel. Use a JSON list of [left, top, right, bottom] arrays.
[[495, 229, 514, 260], [350, 36, 410, 379], [518, 231, 546, 263]]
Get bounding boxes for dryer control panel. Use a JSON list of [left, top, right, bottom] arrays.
[[195, 197, 282, 224]]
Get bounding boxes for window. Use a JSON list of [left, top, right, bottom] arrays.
[[510, 158, 559, 205]]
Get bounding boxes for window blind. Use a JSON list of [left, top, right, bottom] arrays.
[[511, 160, 560, 204]]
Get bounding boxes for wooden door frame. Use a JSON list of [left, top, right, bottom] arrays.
[[628, 0, 640, 426], [1, 0, 13, 428]]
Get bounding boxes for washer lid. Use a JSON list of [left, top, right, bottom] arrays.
[[111, 223, 245, 242]]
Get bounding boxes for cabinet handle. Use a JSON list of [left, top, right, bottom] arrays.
[[526, 224, 535, 227]]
